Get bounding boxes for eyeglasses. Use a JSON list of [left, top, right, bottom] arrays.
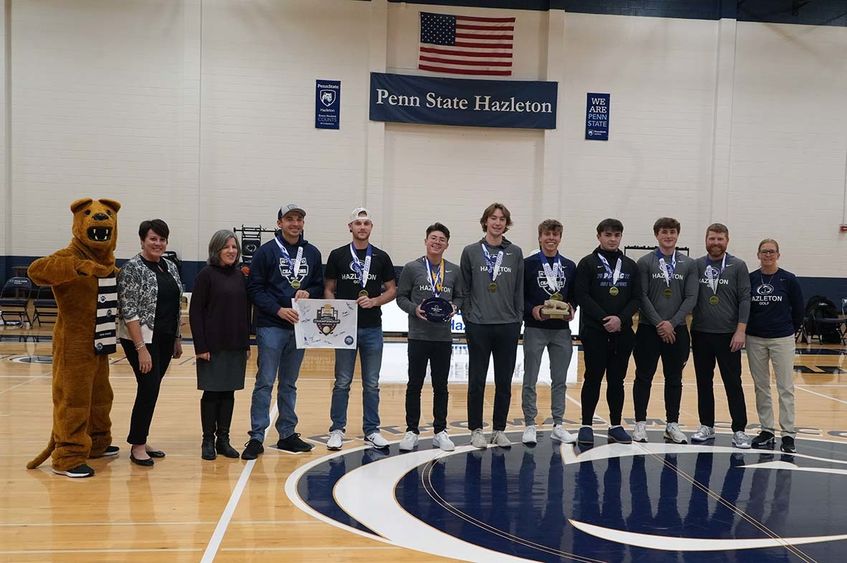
[[758, 249, 778, 255]]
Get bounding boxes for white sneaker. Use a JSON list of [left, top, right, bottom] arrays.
[[326, 430, 344, 450], [691, 425, 716, 442], [522, 425, 537, 445], [633, 421, 648, 443], [732, 430, 752, 449], [664, 422, 688, 444], [365, 432, 389, 449], [490, 430, 511, 447], [471, 428, 487, 449], [432, 430, 455, 452], [398, 431, 418, 451], [551, 424, 576, 444]]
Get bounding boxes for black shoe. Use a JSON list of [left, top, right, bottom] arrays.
[[89, 445, 120, 459], [277, 433, 314, 453], [577, 426, 594, 446], [52, 464, 95, 478], [202, 437, 217, 460], [241, 439, 264, 460], [751, 431, 775, 449], [145, 448, 166, 458], [130, 453, 154, 467], [216, 436, 240, 458], [780, 436, 797, 453]]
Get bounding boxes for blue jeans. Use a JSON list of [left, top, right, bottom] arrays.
[[249, 326, 305, 442], [330, 326, 383, 435]]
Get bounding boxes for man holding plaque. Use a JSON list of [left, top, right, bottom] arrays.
[[459, 203, 524, 449], [324, 207, 397, 450], [690, 223, 752, 448], [521, 219, 577, 446], [631, 218, 698, 445], [396, 223, 463, 452], [574, 218, 640, 446], [243, 203, 324, 459]]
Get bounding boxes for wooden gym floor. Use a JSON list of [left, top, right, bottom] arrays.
[[1, 321, 845, 562]]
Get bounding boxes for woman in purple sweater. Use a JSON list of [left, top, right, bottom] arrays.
[[189, 230, 251, 460]]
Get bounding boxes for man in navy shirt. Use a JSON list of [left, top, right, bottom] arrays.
[[521, 219, 577, 445], [243, 203, 323, 459]]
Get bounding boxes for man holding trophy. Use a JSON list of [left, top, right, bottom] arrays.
[[396, 223, 463, 452], [521, 219, 578, 445]]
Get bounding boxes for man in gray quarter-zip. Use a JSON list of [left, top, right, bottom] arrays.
[[632, 217, 697, 445], [690, 222, 752, 449], [459, 203, 524, 449], [396, 222, 464, 453]]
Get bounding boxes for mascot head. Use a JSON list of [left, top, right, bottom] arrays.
[[70, 198, 120, 263]]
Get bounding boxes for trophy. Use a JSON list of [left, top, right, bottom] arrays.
[[541, 299, 571, 320], [421, 297, 452, 323]]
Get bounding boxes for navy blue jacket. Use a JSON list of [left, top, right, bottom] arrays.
[[746, 268, 804, 339], [523, 251, 577, 330], [247, 233, 323, 329]]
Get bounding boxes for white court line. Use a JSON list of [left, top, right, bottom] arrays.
[[0, 375, 43, 396], [200, 403, 279, 563], [796, 385, 847, 406]]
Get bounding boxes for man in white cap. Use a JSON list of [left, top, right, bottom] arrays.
[[323, 207, 397, 450], [242, 203, 324, 459]]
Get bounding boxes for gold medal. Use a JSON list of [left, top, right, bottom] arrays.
[[358, 289, 369, 298], [290, 279, 301, 290], [709, 295, 719, 305], [609, 286, 619, 296], [550, 292, 563, 301], [488, 282, 498, 293], [663, 288, 672, 298]]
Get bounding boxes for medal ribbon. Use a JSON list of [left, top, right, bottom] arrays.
[[424, 257, 444, 298], [481, 244, 504, 283], [705, 254, 727, 295], [275, 237, 304, 285], [541, 253, 563, 293], [597, 253, 622, 286], [349, 243, 373, 289], [656, 249, 676, 287]]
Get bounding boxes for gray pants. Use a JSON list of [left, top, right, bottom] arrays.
[[522, 326, 573, 426], [746, 334, 796, 436]]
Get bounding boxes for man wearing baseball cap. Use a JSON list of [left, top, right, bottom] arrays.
[[323, 207, 397, 450], [242, 203, 323, 459]]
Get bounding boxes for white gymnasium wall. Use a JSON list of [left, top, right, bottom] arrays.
[[728, 21, 847, 276], [3, 2, 846, 278]]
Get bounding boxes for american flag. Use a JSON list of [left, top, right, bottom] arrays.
[[418, 12, 515, 77]]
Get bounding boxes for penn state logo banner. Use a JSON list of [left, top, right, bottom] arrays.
[[293, 299, 358, 349]]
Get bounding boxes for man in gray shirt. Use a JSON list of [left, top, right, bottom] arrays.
[[460, 202, 524, 449], [396, 222, 463, 452], [690, 223, 752, 448], [632, 218, 698, 445]]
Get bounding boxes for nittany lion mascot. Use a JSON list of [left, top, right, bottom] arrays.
[[27, 198, 121, 478]]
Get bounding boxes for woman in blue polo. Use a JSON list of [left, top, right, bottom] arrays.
[[746, 239, 804, 453]]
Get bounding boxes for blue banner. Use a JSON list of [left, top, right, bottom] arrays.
[[369, 72, 557, 129], [316, 80, 341, 130], [585, 93, 609, 140]]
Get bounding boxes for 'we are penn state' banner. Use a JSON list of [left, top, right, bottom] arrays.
[[369, 72, 557, 129]]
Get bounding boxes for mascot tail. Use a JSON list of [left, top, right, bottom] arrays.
[[27, 437, 55, 469]]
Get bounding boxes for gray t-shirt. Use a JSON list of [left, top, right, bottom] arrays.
[[396, 257, 462, 342], [637, 250, 698, 328], [459, 237, 524, 324], [691, 253, 751, 334]]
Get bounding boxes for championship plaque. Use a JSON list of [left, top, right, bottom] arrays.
[[421, 297, 452, 323], [541, 299, 571, 320]]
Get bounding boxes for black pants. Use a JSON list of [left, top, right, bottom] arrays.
[[122, 333, 175, 445], [405, 339, 452, 434], [580, 326, 635, 426], [200, 390, 236, 439], [691, 331, 747, 431], [633, 324, 690, 422], [466, 322, 520, 431]]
